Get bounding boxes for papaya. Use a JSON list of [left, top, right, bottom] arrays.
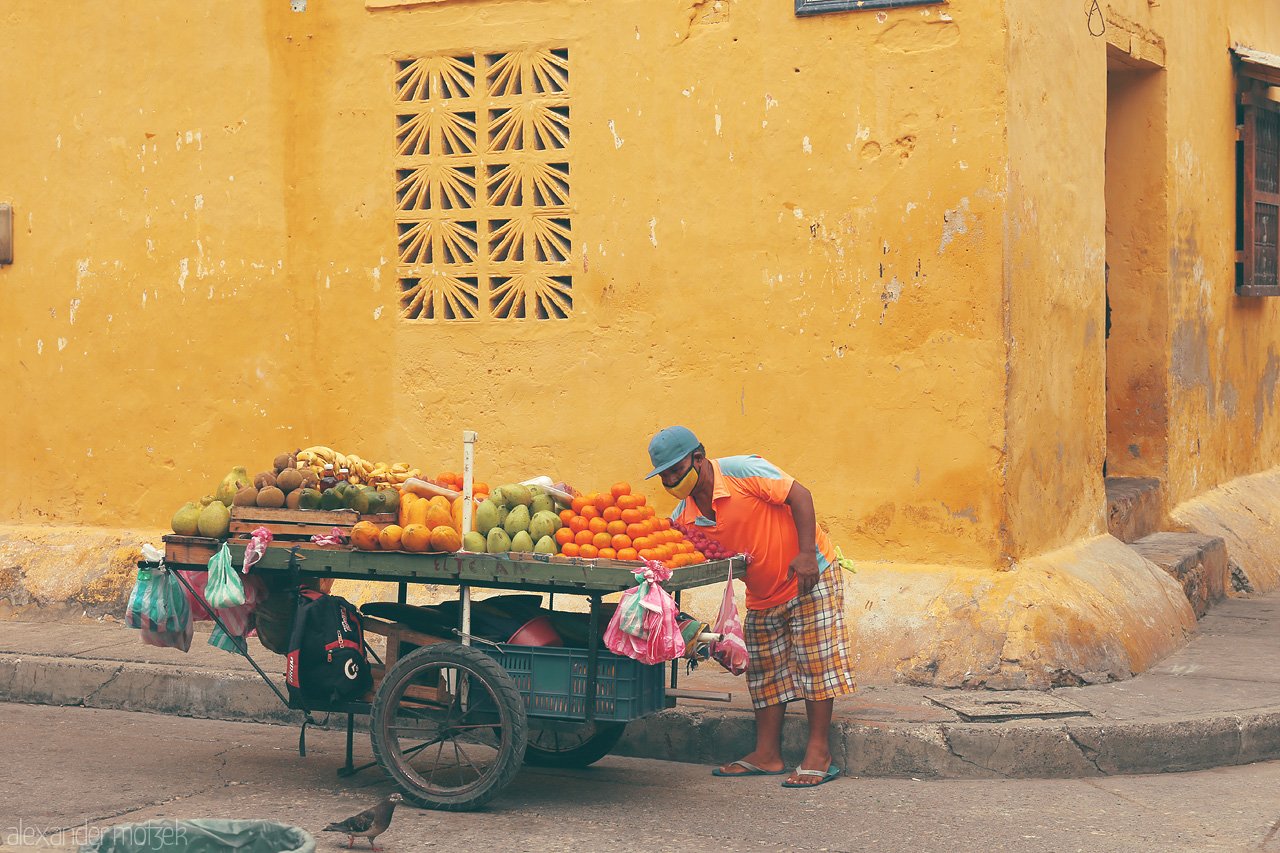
[[399, 493, 419, 528], [407, 498, 431, 527], [424, 503, 454, 532], [401, 524, 432, 553], [351, 520, 382, 551], [430, 525, 462, 553], [379, 524, 404, 551]]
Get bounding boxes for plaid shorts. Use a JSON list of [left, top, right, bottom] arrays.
[[744, 566, 856, 709]]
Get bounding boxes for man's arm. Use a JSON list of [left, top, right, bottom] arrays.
[[784, 480, 820, 596]]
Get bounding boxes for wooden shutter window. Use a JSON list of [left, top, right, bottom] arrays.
[[1240, 87, 1280, 296]]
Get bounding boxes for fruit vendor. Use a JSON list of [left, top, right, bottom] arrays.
[[645, 426, 855, 788]]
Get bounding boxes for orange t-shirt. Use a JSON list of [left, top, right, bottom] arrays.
[[671, 456, 835, 610]]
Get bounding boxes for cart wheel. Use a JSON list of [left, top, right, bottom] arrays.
[[523, 721, 627, 768], [370, 642, 527, 812]]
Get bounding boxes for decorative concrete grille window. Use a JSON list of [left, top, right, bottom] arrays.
[[394, 47, 572, 320], [1236, 47, 1280, 296], [795, 0, 939, 17]]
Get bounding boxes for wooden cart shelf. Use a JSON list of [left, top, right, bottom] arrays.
[[162, 536, 746, 595]]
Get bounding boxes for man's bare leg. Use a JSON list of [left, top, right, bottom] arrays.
[[783, 698, 834, 786], [715, 703, 786, 774]]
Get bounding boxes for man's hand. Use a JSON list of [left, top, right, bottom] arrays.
[[788, 549, 821, 596]]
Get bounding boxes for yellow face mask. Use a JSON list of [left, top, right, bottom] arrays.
[[664, 462, 699, 500]]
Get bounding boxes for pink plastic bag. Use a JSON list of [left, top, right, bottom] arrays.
[[178, 569, 267, 637], [604, 559, 686, 665], [708, 561, 748, 675]]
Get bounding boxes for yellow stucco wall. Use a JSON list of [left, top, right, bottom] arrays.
[[1162, 1, 1280, 508], [1, 0, 1009, 569], [4, 0, 1280, 685]]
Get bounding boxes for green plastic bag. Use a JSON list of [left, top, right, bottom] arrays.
[[125, 565, 190, 634], [204, 543, 245, 610], [79, 819, 315, 853]]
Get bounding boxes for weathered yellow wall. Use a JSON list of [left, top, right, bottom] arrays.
[[1, 0, 1011, 572], [1163, 1, 1280, 509], [1001, 0, 1109, 560], [5, 0, 1280, 686]]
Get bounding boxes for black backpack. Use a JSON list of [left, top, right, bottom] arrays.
[[284, 589, 373, 706]]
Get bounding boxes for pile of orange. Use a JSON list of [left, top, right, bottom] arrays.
[[434, 472, 489, 498], [552, 482, 707, 567]]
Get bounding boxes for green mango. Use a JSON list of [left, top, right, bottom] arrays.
[[486, 527, 512, 553], [528, 510, 558, 542], [297, 488, 323, 510], [320, 488, 345, 510], [496, 483, 532, 508], [379, 488, 400, 513], [504, 504, 531, 537], [365, 491, 387, 514], [343, 487, 370, 515], [462, 531, 487, 553], [530, 493, 556, 516], [510, 530, 534, 553], [475, 499, 502, 535], [534, 535, 557, 555]]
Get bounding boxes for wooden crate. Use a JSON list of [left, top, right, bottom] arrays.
[[161, 535, 223, 564], [230, 506, 397, 540]]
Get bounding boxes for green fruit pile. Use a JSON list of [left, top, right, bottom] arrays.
[[469, 483, 563, 555], [169, 457, 403, 541]]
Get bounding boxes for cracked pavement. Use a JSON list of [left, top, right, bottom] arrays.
[[2, 703, 1280, 852]]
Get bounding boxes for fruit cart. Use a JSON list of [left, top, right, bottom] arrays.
[[155, 537, 747, 812]]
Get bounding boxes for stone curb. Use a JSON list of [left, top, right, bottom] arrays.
[[5, 652, 1279, 779]]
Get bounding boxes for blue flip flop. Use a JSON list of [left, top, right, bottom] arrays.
[[781, 765, 840, 788], [711, 760, 787, 777]]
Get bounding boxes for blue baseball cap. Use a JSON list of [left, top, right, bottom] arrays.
[[646, 426, 701, 479]]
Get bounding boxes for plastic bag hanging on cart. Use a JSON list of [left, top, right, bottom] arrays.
[[127, 559, 194, 651], [127, 562, 190, 634], [205, 542, 245, 609], [604, 559, 686, 665], [707, 559, 748, 676]]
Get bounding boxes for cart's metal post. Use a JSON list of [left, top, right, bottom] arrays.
[[344, 713, 356, 774], [585, 594, 600, 726], [460, 430, 477, 647], [397, 582, 407, 605], [670, 589, 682, 691]]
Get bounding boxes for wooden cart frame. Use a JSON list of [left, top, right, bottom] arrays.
[[157, 539, 746, 811]]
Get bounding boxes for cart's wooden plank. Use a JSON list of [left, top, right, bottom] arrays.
[[162, 535, 221, 564], [230, 521, 358, 537], [217, 541, 746, 594], [231, 506, 360, 524]]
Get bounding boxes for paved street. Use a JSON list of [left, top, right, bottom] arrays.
[[1, 702, 1278, 852]]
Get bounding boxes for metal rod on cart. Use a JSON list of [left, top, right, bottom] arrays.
[[460, 431, 477, 648], [670, 589, 682, 691], [585, 594, 600, 726]]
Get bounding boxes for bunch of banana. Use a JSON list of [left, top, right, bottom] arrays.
[[296, 446, 419, 487], [362, 461, 421, 487]]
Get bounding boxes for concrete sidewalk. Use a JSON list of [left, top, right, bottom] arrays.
[[1, 591, 1277, 780]]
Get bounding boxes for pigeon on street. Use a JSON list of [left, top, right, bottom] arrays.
[[323, 793, 403, 850]]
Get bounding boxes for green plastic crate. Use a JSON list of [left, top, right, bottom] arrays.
[[490, 643, 666, 722]]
